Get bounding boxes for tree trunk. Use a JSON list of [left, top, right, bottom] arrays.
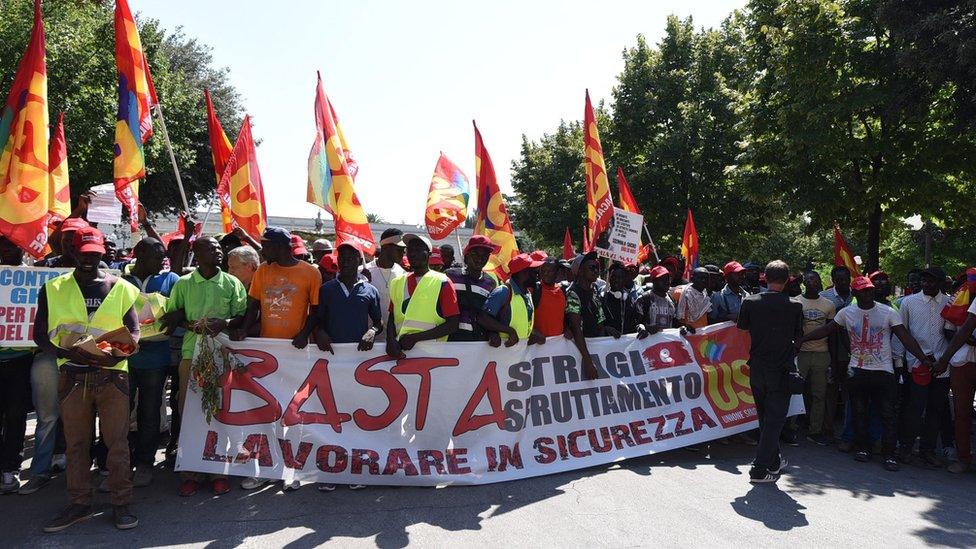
[[866, 202, 882, 272]]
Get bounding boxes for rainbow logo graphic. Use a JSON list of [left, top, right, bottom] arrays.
[[699, 339, 726, 363]]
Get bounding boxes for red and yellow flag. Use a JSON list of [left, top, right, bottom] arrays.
[[680, 209, 699, 280], [0, 0, 50, 258], [205, 89, 234, 233], [833, 224, 861, 277], [563, 227, 575, 260], [114, 0, 158, 231], [48, 111, 70, 225], [582, 224, 590, 253], [425, 153, 470, 241], [306, 72, 374, 254], [583, 90, 613, 250], [473, 121, 519, 280], [616, 167, 640, 215], [942, 268, 976, 326], [218, 115, 267, 240]]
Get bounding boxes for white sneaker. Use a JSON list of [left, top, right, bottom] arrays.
[[348, 484, 366, 490], [240, 477, 272, 490], [283, 480, 300, 492], [50, 454, 67, 472], [317, 483, 336, 492], [1, 471, 18, 493]]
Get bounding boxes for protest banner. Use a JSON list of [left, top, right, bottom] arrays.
[[594, 206, 643, 263], [0, 266, 72, 345], [176, 323, 802, 486]]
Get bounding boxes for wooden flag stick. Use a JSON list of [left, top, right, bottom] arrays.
[[642, 223, 660, 263], [154, 104, 191, 212]]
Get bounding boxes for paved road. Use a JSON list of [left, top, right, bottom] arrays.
[[5, 427, 975, 548]]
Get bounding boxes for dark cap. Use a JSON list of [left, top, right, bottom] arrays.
[[921, 266, 946, 281], [262, 226, 292, 246]]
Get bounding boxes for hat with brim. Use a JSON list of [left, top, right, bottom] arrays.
[[402, 233, 432, 252], [851, 276, 875, 291], [571, 251, 599, 276], [723, 261, 746, 277], [336, 240, 363, 254], [464, 234, 500, 255], [921, 266, 946, 281], [74, 227, 106, 254], [509, 253, 545, 275], [429, 249, 444, 266], [290, 235, 309, 255], [262, 226, 292, 246], [650, 265, 670, 279], [60, 217, 89, 234]]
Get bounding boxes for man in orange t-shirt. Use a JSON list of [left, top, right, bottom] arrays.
[[232, 227, 321, 346], [533, 258, 569, 338]]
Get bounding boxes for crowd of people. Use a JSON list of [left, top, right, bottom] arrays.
[[0, 208, 973, 532]]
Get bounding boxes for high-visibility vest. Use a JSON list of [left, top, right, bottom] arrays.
[[508, 286, 534, 339], [45, 273, 140, 371], [389, 270, 449, 341]]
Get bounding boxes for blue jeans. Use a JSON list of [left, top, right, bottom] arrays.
[[841, 394, 883, 443], [29, 352, 59, 477], [129, 368, 167, 466]]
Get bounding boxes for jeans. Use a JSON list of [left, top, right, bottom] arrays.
[[0, 354, 33, 472], [29, 352, 60, 477], [848, 369, 898, 457], [750, 369, 790, 476], [842, 396, 883, 443], [59, 370, 132, 507], [129, 368, 167, 466], [900, 376, 951, 452]]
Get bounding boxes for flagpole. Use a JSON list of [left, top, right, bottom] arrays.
[[153, 104, 191, 213], [454, 231, 464, 265], [642, 223, 660, 263]]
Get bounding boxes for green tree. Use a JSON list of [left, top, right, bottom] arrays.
[[0, 0, 244, 216]]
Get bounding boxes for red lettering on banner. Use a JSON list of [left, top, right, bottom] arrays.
[[630, 421, 652, 445], [351, 448, 381, 475], [383, 448, 419, 476], [445, 448, 470, 474], [610, 424, 636, 449], [217, 349, 282, 425], [556, 434, 570, 460], [279, 439, 313, 470], [316, 445, 348, 473], [567, 430, 591, 458], [234, 433, 272, 466], [202, 430, 234, 462], [390, 357, 458, 430], [533, 437, 556, 464], [588, 427, 613, 452], [353, 356, 406, 431], [648, 415, 671, 440], [282, 359, 351, 431], [417, 450, 446, 475], [691, 406, 718, 431], [667, 411, 692, 437], [685, 328, 758, 429], [452, 361, 505, 436]]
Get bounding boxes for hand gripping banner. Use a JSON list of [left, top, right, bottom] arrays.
[[176, 323, 801, 485]]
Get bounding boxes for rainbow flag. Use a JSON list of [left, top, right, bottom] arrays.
[[680, 209, 699, 280], [48, 111, 70, 224], [205, 89, 234, 233], [114, 0, 157, 231], [942, 268, 976, 326], [473, 121, 519, 280], [833, 224, 861, 277], [306, 72, 374, 255], [425, 153, 470, 240], [584, 90, 613, 250], [218, 115, 267, 240], [0, 0, 50, 258]]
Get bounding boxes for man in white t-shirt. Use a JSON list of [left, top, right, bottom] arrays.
[[360, 228, 406, 321], [935, 284, 976, 474], [797, 276, 932, 471]]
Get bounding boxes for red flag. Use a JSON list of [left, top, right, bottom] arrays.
[[583, 90, 613, 250], [582, 224, 590, 252], [680, 209, 699, 280], [473, 122, 519, 279], [205, 89, 234, 233], [833, 224, 861, 277], [616, 167, 640, 215], [219, 116, 268, 240], [943, 268, 976, 326], [0, 0, 50, 258], [563, 227, 574, 260], [48, 112, 70, 225]]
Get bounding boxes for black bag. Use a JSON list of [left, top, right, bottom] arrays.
[[787, 370, 806, 395]]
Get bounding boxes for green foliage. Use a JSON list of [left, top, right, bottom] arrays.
[[0, 0, 244, 215]]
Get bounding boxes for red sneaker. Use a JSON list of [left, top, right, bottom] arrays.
[[178, 480, 200, 497], [212, 478, 231, 495]]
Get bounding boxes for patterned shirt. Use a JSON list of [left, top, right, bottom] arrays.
[[566, 282, 605, 337]]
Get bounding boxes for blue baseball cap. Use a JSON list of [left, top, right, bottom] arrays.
[[262, 226, 292, 245]]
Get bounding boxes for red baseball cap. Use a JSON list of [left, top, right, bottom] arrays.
[[850, 276, 875, 291], [429, 249, 444, 266], [317, 253, 338, 274], [530, 250, 548, 262], [649, 265, 670, 280], [336, 240, 363, 253], [868, 270, 889, 282], [723, 261, 746, 277], [912, 363, 932, 386], [60, 217, 89, 234], [508, 253, 544, 275], [290, 235, 309, 255], [74, 227, 106, 254], [464, 235, 500, 255]]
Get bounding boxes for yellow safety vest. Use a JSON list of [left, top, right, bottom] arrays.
[[45, 273, 140, 371], [389, 270, 449, 341], [508, 287, 534, 339]]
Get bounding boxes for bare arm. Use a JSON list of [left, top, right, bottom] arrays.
[[892, 324, 933, 365], [935, 313, 976, 374], [567, 311, 598, 380]]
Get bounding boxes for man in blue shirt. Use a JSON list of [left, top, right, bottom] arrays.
[[479, 253, 546, 347], [710, 261, 750, 323], [314, 241, 381, 492], [123, 238, 179, 488]]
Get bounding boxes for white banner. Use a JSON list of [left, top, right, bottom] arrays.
[[594, 207, 643, 263], [176, 323, 802, 486], [0, 266, 72, 346]]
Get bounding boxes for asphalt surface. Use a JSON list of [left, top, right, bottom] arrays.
[[5, 420, 975, 548]]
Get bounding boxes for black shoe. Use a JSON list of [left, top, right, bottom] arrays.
[[781, 433, 800, 447], [805, 434, 830, 446], [768, 458, 789, 475], [112, 505, 138, 530], [43, 504, 92, 533], [854, 450, 871, 463], [883, 457, 900, 472], [749, 472, 779, 484]]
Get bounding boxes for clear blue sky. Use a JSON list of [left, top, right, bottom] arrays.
[[138, 0, 746, 225]]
